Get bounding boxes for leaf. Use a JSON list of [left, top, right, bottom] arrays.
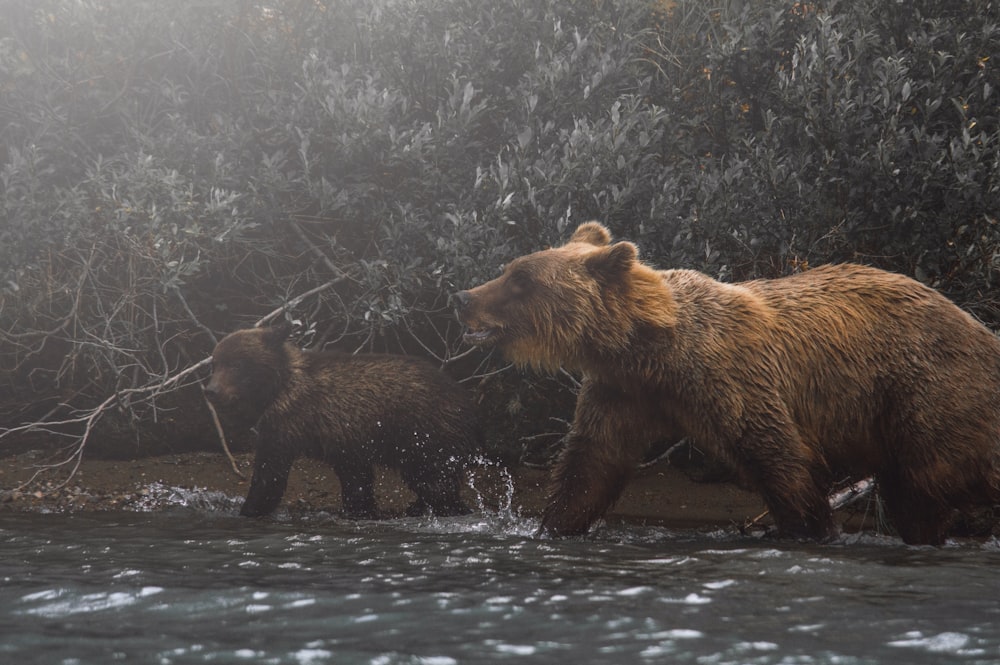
[[461, 81, 475, 114], [517, 126, 533, 150]]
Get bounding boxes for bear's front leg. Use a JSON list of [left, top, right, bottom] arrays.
[[241, 440, 295, 517], [538, 382, 654, 537], [539, 430, 637, 536]]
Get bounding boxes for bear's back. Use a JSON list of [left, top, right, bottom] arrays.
[[304, 351, 471, 409], [270, 348, 480, 463], [744, 264, 1000, 356], [657, 263, 1000, 463]]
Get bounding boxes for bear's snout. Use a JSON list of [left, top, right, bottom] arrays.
[[202, 378, 221, 401], [452, 289, 501, 347], [202, 374, 230, 407], [452, 289, 476, 327], [451, 290, 472, 313]]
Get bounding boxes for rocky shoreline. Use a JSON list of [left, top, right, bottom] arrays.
[[9, 448, 997, 541], [0, 449, 766, 532]]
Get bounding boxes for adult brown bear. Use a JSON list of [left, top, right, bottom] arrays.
[[454, 221, 1000, 544], [204, 324, 481, 519]]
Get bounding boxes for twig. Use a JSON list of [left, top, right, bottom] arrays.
[[3, 277, 350, 491], [637, 439, 690, 469], [174, 285, 218, 346], [10, 391, 116, 492], [257, 277, 348, 327], [459, 361, 512, 383], [402, 312, 449, 364], [742, 476, 876, 532], [290, 221, 352, 279], [203, 393, 245, 480], [558, 367, 582, 390], [828, 477, 875, 511]]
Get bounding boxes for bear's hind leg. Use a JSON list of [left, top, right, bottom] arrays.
[[877, 469, 952, 546], [761, 486, 837, 542], [739, 424, 837, 542], [335, 462, 380, 519], [402, 467, 470, 517]]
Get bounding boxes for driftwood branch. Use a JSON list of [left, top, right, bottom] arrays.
[[743, 477, 877, 533], [828, 477, 876, 511]]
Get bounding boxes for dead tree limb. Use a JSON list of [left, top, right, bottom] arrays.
[[742, 477, 876, 533], [2, 275, 350, 492], [828, 477, 875, 511]]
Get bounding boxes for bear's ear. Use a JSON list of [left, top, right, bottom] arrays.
[[260, 321, 292, 348], [584, 241, 637, 280], [569, 221, 612, 247]]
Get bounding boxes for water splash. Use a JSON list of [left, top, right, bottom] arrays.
[[400, 458, 538, 537], [467, 457, 516, 513], [129, 482, 243, 514]]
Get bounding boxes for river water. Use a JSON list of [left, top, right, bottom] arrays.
[[2, 487, 999, 665]]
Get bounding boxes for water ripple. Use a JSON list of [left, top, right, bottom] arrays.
[[2, 511, 1000, 664]]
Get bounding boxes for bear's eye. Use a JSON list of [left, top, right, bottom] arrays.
[[212, 359, 245, 372], [507, 269, 533, 295]]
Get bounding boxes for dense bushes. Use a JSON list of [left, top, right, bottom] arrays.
[[1, 0, 998, 457]]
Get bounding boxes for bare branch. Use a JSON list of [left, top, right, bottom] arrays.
[[742, 476, 876, 533], [3, 277, 350, 492], [257, 277, 349, 327], [204, 393, 246, 480]]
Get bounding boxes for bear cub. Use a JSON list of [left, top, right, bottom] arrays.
[[455, 221, 1000, 545], [204, 324, 481, 519]]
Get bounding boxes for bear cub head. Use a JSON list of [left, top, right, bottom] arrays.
[[204, 323, 292, 422], [454, 221, 673, 371]]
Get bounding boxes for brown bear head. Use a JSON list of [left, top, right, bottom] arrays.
[[454, 221, 676, 371], [203, 323, 293, 421]]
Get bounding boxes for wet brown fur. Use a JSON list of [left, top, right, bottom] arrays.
[[205, 325, 481, 518], [455, 222, 1000, 544]]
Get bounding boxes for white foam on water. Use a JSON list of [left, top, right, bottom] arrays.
[[888, 631, 981, 655], [245, 604, 272, 614], [233, 649, 261, 659], [648, 629, 704, 640], [657, 592, 712, 606], [293, 648, 333, 664], [494, 643, 536, 656], [735, 641, 780, 651], [373, 656, 457, 665], [285, 598, 317, 609], [22, 587, 163, 618]]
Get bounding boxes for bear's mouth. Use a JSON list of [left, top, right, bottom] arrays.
[[202, 389, 232, 409], [462, 327, 500, 346]]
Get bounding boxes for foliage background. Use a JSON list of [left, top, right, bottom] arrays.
[[1, 0, 998, 460]]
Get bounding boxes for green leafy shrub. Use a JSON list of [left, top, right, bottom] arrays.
[[1, 0, 998, 460]]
